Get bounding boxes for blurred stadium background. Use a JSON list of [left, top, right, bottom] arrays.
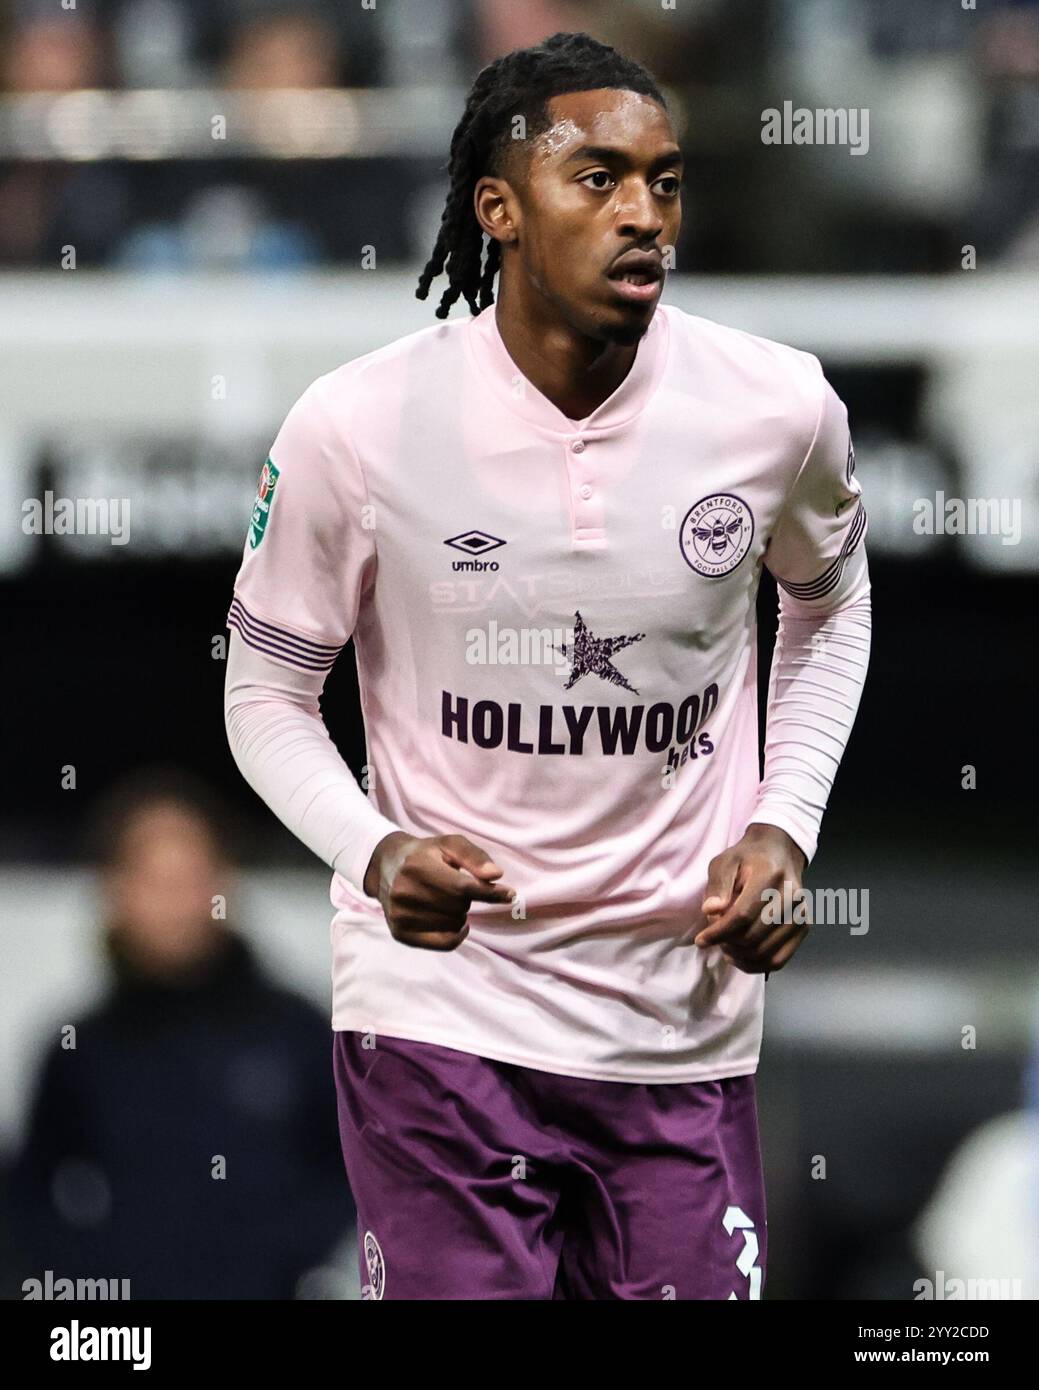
[[1, 0, 1037, 1300]]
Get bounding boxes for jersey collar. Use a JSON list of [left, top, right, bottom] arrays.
[[465, 300, 670, 437]]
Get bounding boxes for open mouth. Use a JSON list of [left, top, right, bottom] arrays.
[[607, 269, 662, 303]]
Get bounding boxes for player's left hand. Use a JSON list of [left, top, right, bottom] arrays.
[[694, 823, 809, 974]]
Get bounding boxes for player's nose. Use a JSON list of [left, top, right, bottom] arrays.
[[614, 178, 663, 240]]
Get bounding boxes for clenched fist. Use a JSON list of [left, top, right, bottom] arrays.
[[363, 831, 516, 951]]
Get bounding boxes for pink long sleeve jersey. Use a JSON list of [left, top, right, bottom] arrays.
[[224, 301, 871, 1083]]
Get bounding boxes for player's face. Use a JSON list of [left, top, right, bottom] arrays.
[[509, 89, 682, 346]]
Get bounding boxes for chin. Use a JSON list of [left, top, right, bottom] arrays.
[[559, 293, 657, 348], [599, 312, 654, 347]]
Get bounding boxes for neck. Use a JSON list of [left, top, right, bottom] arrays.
[[493, 278, 639, 423]]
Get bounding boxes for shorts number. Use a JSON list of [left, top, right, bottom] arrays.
[[723, 1205, 762, 1300]]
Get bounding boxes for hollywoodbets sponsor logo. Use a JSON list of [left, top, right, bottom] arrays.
[[441, 682, 718, 760]]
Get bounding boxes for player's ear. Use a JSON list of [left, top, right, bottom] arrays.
[[474, 176, 519, 245]]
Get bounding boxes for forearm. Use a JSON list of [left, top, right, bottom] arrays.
[[223, 629, 401, 895], [748, 559, 872, 865]]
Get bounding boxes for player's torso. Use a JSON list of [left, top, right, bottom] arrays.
[[350, 352, 801, 738]]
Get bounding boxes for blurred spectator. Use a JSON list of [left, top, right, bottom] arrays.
[[964, 0, 1039, 262], [2, 12, 109, 92], [116, 184, 322, 270], [4, 767, 354, 1300], [909, 991, 1039, 1300], [0, 0, 1032, 272], [220, 9, 341, 89], [0, 0, 398, 268], [471, 0, 601, 65]]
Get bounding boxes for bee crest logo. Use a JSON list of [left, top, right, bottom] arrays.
[[679, 493, 755, 577], [363, 1230, 385, 1300]]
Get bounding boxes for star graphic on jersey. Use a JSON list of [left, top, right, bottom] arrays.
[[554, 611, 646, 694]]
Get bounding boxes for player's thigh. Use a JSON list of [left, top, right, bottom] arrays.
[[557, 1073, 767, 1301], [333, 1029, 562, 1300]]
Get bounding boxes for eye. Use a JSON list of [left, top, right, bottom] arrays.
[[653, 175, 682, 197], [578, 169, 615, 190]]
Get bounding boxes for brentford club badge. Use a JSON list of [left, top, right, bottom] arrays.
[[363, 1230, 385, 1300], [679, 493, 755, 577]]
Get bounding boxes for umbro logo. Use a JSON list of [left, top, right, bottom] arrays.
[[444, 530, 506, 555], [444, 530, 506, 572]]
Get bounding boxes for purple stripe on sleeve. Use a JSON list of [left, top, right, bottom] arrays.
[[226, 596, 343, 671], [776, 505, 867, 600]]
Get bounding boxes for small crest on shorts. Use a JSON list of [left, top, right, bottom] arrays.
[[248, 458, 280, 549], [363, 1230, 385, 1300]]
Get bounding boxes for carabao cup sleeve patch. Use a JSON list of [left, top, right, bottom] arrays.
[[227, 378, 377, 666], [248, 458, 280, 549]]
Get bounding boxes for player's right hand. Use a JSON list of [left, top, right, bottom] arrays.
[[363, 831, 516, 951]]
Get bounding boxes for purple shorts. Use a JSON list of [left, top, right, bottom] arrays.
[[333, 1029, 767, 1301]]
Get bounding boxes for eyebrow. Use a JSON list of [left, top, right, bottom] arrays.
[[562, 143, 684, 171]]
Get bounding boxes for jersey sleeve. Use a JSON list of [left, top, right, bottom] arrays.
[[763, 366, 867, 609], [227, 375, 374, 671], [224, 631, 402, 897]]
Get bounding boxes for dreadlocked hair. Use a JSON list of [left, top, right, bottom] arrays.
[[415, 30, 666, 320]]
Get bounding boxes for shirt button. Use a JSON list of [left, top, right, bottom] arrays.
[[570, 439, 586, 453], [579, 484, 593, 499]]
